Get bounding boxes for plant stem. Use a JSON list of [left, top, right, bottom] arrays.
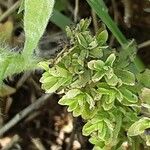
[[86, 0, 145, 72]]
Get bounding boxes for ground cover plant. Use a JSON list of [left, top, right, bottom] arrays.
[[0, 0, 150, 149]]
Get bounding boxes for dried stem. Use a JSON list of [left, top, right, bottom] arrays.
[[0, 1, 20, 22], [74, 0, 79, 23], [91, 9, 99, 33], [122, 0, 133, 28], [138, 40, 150, 49], [0, 94, 52, 136]]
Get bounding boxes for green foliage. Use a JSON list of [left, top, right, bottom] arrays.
[[23, 0, 55, 56], [0, 0, 54, 84], [40, 19, 150, 149], [0, 46, 37, 84], [86, 0, 145, 73]]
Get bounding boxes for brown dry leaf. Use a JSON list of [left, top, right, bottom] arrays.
[[0, 20, 13, 42]]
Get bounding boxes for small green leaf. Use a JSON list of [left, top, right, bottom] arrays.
[[105, 74, 118, 86], [115, 69, 135, 86], [85, 93, 95, 109], [73, 105, 82, 117], [140, 88, 150, 105], [49, 66, 71, 78], [89, 136, 105, 148], [40, 67, 72, 93], [38, 61, 50, 71], [128, 117, 150, 136], [105, 54, 116, 67], [97, 30, 108, 45], [92, 71, 105, 82], [79, 18, 91, 31], [102, 95, 114, 110], [67, 101, 78, 112], [83, 120, 103, 136], [137, 69, 150, 88], [82, 103, 97, 119], [89, 47, 103, 58], [77, 33, 88, 48], [46, 78, 69, 93], [71, 70, 91, 88], [59, 89, 82, 100], [119, 87, 138, 104], [88, 60, 105, 70]]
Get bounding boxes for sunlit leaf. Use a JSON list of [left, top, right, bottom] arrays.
[[115, 69, 135, 86], [128, 117, 150, 136]]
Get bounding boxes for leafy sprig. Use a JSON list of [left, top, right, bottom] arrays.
[[40, 19, 150, 149]]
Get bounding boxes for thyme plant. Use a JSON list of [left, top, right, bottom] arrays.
[[40, 19, 150, 149]]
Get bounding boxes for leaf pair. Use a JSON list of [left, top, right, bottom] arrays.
[[83, 113, 114, 149], [58, 89, 96, 119], [88, 54, 118, 86], [40, 64, 72, 93]]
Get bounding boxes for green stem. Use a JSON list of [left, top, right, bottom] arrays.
[[87, 0, 145, 72]]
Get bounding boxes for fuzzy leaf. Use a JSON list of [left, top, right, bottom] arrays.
[[23, 0, 54, 55]]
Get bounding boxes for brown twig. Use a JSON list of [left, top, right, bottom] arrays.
[[16, 72, 32, 89], [122, 0, 133, 28], [74, 0, 79, 23], [0, 93, 52, 137], [0, 1, 20, 22], [138, 40, 150, 49], [109, 0, 119, 46], [91, 9, 99, 34]]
